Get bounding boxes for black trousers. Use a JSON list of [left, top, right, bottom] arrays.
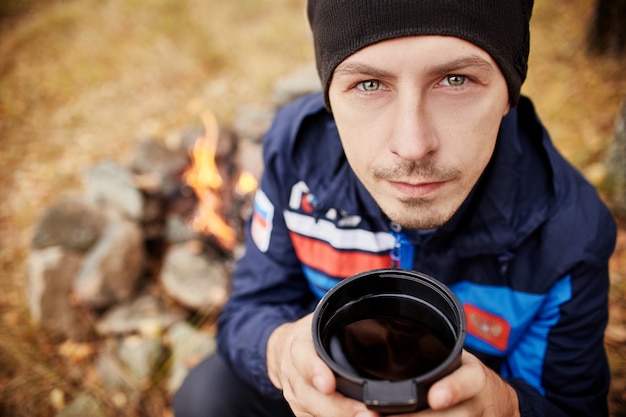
[[173, 353, 296, 417]]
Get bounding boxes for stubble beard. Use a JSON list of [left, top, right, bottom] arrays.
[[371, 159, 464, 230], [381, 197, 454, 229]]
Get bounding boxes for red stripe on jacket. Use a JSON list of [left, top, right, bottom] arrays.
[[290, 232, 392, 278]]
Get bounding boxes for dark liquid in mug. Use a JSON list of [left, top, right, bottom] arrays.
[[328, 317, 453, 381]]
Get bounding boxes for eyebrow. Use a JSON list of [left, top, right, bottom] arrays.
[[334, 62, 395, 79], [334, 55, 496, 79]]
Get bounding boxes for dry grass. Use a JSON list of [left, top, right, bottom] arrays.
[[0, 0, 625, 415]]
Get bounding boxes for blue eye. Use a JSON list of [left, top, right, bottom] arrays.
[[443, 75, 466, 86], [358, 80, 381, 91]]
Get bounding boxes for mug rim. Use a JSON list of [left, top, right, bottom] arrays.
[[311, 268, 466, 410]]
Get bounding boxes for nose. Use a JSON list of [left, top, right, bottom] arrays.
[[388, 94, 439, 162]]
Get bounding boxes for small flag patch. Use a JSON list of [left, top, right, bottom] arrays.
[[251, 189, 273, 252]]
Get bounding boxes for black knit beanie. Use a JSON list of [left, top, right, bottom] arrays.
[[307, 0, 534, 109]]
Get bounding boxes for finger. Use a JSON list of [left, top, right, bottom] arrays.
[[427, 351, 485, 410], [311, 359, 336, 394], [285, 366, 376, 417], [286, 325, 376, 416], [288, 315, 337, 395], [277, 315, 378, 417], [296, 341, 336, 394]]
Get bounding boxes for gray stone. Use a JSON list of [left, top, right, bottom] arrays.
[[83, 160, 144, 220], [31, 196, 105, 252], [26, 246, 94, 341], [95, 292, 187, 336], [94, 336, 163, 404], [160, 242, 230, 311], [166, 125, 205, 156], [236, 138, 263, 187], [94, 346, 129, 390], [166, 321, 216, 395], [233, 105, 275, 144], [73, 214, 145, 309], [55, 393, 106, 417], [118, 335, 164, 383], [164, 214, 202, 245], [272, 62, 321, 108], [129, 138, 189, 195]]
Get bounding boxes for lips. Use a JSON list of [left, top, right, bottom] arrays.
[[387, 180, 447, 199]]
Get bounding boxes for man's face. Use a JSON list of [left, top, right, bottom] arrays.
[[328, 36, 510, 229]]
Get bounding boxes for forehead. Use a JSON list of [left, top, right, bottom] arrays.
[[333, 35, 499, 77]]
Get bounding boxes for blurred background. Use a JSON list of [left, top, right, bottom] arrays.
[[1, 0, 625, 416]]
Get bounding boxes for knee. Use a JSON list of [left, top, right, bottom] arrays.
[[172, 354, 243, 417], [173, 353, 294, 417], [173, 355, 222, 417]]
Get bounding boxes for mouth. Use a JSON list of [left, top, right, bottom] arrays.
[[387, 180, 448, 199]]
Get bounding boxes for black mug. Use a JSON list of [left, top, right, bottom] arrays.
[[312, 269, 466, 414]]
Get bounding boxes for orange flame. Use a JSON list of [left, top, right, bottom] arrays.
[[235, 171, 258, 195], [184, 111, 258, 251]]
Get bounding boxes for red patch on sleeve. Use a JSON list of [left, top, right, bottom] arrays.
[[464, 303, 511, 351]]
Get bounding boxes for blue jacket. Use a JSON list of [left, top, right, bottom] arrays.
[[217, 92, 616, 416]]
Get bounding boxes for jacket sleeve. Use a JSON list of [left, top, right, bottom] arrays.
[[517, 262, 611, 416], [505, 215, 614, 416], [216, 107, 315, 398]]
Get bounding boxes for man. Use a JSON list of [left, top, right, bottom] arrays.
[[174, 0, 616, 416]]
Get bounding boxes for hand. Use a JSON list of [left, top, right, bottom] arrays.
[[266, 313, 379, 417], [397, 350, 520, 417]]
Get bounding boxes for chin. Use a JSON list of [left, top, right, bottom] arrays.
[[383, 200, 456, 230], [391, 217, 447, 230], [385, 211, 449, 230]]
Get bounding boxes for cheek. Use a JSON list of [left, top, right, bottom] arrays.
[[434, 94, 504, 152], [333, 111, 385, 172], [338, 129, 373, 178], [461, 139, 496, 182], [452, 122, 499, 185]]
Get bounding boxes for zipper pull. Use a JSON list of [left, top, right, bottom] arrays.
[[389, 223, 415, 269], [390, 222, 402, 268], [391, 235, 401, 268]]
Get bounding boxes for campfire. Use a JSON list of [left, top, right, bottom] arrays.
[[184, 111, 257, 252], [27, 104, 261, 347]]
